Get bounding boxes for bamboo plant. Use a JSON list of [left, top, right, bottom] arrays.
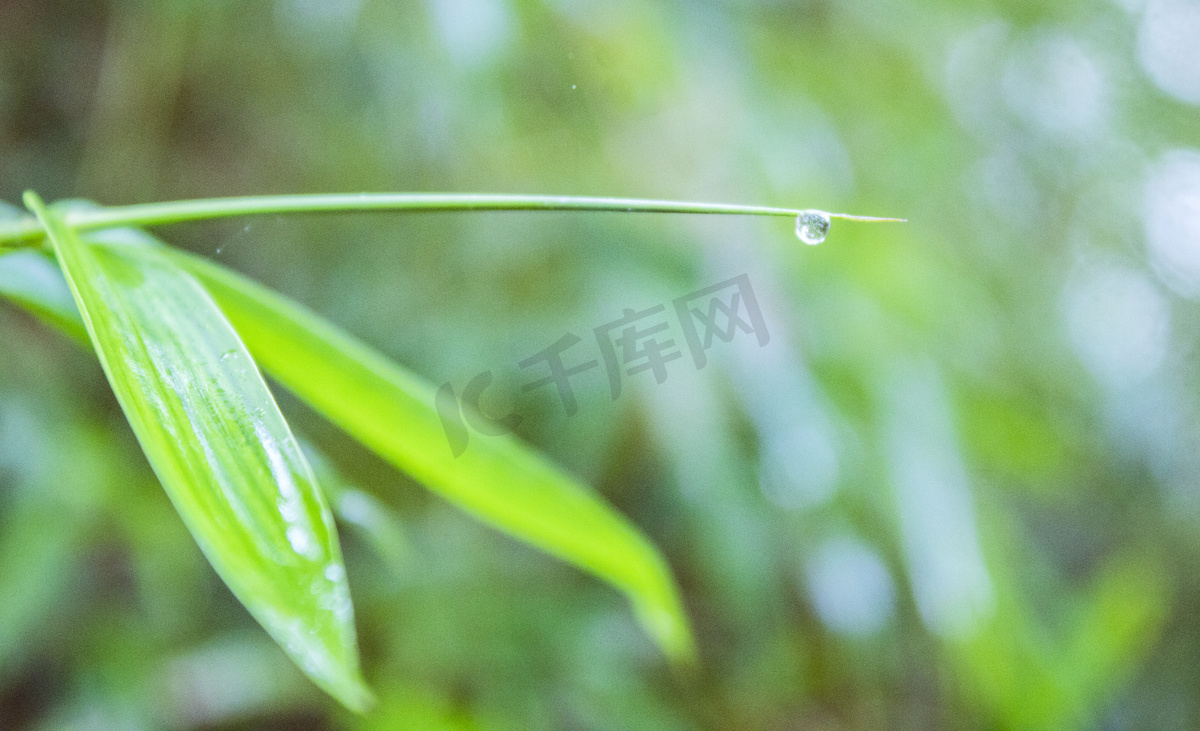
[[0, 192, 899, 711]]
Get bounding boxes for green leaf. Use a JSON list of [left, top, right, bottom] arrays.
[[302, 440, 412, 576], [0, 217, 409, 577], [23, 193, 373, 711], [157, 245, 696, 662], [0, 248, 89, 346], [0, 202, 87, 345]]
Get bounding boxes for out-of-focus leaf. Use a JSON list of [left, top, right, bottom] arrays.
[[302, 440, 411, 575], [158, 245, 695, 662], [0, 202, 87, 345], [23, 195, 372, 711], [1063, 552, 1169, 708], [0, 504, 85, 679], [0, 249, 88, 346]]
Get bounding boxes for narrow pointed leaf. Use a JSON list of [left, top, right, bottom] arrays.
[[0, 202, 87, 344], [154, 245, 695, 662], [303, 440, 412, 575], [0, 248, 89, 346], [24, 194, 372, 711]]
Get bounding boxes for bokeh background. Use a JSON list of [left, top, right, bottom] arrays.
[[3, 0, 1200, 727]]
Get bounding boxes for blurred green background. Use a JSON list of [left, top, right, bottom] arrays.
[[3, 0, 1200, 727]]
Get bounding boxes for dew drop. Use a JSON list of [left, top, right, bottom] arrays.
[[286, 526, 317, 558], [795, 210, 831, 245]]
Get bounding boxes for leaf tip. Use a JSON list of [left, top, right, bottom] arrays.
[[631, 589, 696, 668], [328, 672, 377, 714], [22, 190, 45, 214], [269, 616, 376, 713]]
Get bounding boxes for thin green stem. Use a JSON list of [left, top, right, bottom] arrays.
[[1, 192, 904, 248]]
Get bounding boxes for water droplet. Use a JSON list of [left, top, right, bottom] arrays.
[[286, 525, 318, 558], [795, 210, 831, 245]]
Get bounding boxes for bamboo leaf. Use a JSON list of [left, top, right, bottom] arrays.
[[0, 249, 89, 346], [0, 202, 87, 344], [0, 216, 411, 575], [152, 244, 695, 662], [302, 440, 412, 576], [23, 193, 373, 711]]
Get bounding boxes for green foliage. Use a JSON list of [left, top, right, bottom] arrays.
[[0, 205, 88, 346], [2, 0, 1196, 727], [165, 241, 695, 663], [2, 191, 773, 707], [27, 193, 371, 710]]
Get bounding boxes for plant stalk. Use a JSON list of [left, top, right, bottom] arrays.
[[2, 192, 903, 248]]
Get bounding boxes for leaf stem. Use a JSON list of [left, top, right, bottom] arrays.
[[3, 192, 904, 247]]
